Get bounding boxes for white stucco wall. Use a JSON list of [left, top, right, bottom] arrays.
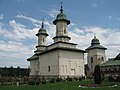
[[30, 59, 38, 75], [56, 21, 68, 36], [58, 50, 85, 76], [38, 50, 59, 75], [87, 49, 106, 76], [30, 49, 85, 77]]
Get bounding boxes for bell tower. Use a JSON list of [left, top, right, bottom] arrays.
[[53, 3, 71, 43], [86, 35, 107, 77]]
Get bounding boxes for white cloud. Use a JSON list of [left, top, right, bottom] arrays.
[[48, 9, 59, 18], [0, 40, 33, 67], [0, 20, 38, 41], [16, 15, 41, 24], [0, 15, 4, 20]]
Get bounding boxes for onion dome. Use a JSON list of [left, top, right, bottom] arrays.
[[53, 4, 70, 25], [86, 35, 107, 50], [36, 21, 48, 36], [91, 36, 100, 45]]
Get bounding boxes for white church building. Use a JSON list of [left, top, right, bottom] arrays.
[[27, 5, 85, 79]]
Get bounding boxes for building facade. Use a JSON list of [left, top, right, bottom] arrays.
[[27, 5, 85, 80], [100, 53, 120, 77]]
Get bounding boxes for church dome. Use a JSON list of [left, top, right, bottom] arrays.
[[86, 36, 107, 50], [53, 5, 70, 25], [36, 22, 48, 36], [91, 36, 100, 45]]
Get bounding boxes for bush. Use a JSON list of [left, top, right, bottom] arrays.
[[116, 76, 120, 82], [108, 75, 114, 82], [36, 81, 40, 85], [82, 76, 85, 80], [50, 78, 55, 83], [29, 81, 35, 85], [66, 77, 72, 81], [73, 77, 78, 81], [56, 77, 62, 82], [93, 65, 102, 84], [41, 80, 46, 84], [78, 77, 82, 81]]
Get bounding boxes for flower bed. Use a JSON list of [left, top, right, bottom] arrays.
[[79, 84, 117, 88]]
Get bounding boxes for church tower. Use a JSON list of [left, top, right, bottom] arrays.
[[86, 35, 107, 77], [53, 3, 71, 42], [35, 20, 48, 54]]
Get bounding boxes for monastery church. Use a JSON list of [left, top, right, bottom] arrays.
[[27, 5, 107, 79]]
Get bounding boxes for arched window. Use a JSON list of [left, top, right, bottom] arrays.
[[91, 57, 93, 63], [64, 29, 66, 34], [43, 38, 44, 42], [48, 66, 50, 72], [102, 57, 104, 61]]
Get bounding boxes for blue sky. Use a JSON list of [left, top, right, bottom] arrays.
[[0, 0, 120, 67]]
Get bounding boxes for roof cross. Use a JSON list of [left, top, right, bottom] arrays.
[[60, 1, 63, 13]]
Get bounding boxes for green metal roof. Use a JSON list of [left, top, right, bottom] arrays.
[[100, 59, 120, 66], [86, 44, 107, 50], [86, 36, 107, 50]]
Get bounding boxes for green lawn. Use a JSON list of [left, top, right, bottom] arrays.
[[0, 80, 120, 90]]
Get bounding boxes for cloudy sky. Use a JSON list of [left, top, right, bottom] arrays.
[[0, 0, 120, 68]]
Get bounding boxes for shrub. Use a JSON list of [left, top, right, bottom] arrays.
[[41, 80, 46, 84], [36, 82, 40, 85], [93, 65, 102, 84], [29, 80, 35, 85], [116, 76, 120, 82], [73, 77, 78, 81], [66, 77, 72, 81], [50, 78, 55, 83], [108, 75, 114, 82], [78, 77, 82, 81], [82, 76, 85, 80], [56, 77, 62, 82]]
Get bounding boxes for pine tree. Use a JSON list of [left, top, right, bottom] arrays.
[[93, 65, 102, 84]]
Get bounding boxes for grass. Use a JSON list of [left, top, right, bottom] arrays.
[[0, 80, 120, 90]]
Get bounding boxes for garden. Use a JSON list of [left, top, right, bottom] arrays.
[[0, 79, 120, 90], [0, 65, 120, 90]]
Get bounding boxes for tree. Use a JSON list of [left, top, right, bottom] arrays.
[[93, 65, 102, 84]]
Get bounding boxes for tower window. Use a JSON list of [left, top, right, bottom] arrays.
[[48, 66, 50, 72], [43, 38, 44, 42], [91, 57, 93, 63], [102, 57, 104, 61], [64, 28, 66, 34]]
